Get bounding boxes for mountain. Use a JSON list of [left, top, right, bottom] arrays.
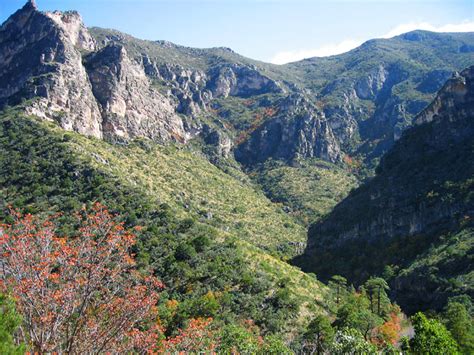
[[1, 2, 474, 223], [1, 1, 474, 351], [296, 66, 474, 313]]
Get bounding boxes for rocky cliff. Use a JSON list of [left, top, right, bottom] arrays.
[[0, 1, 102, 137], [295, 66, 474, 311], [0, 1, 188, 143], [86, 44, 186, 142], [235, 94, 342, 164]]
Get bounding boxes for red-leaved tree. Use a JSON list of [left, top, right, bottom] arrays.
[[0, 203, 164, 353]]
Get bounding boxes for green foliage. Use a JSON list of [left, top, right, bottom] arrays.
[[259, 334, 292, 354], [443, 301, 474, 353], [255, 158, 358, 225], [410, 312, 459, 354], [303, 315, 335, 354], [330, 328, 377, 354], [334, 293, 384, 340], [0, 295, 25, 354], [396, 228, 474, 313], [364, 277, 390, 317], [329, 275, 348, 306], [0, 110, 330, 340], [217, 324, 261, 354]]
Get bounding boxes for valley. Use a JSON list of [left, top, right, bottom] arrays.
[[0, 0, 473, 353]]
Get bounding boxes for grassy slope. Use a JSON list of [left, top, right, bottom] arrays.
[[254, 159, 358, 225], [0, 109, 329, 338], [67, 126, 306, 255]]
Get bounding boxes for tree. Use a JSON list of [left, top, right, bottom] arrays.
[[410, 312, 459, 355], [443, 301, 474, 353], [0, 204, 163, 353], [330, 327, 377, 354], [364, 277, 389, 316], [375, 312, 402, 347], [303, 315, 335, 354], [216, 323, 261, 354], [329, 275, 347, 306], [0, 294, 25, 354], [334, 293, 382, 339], [161, 317, 217, 353]]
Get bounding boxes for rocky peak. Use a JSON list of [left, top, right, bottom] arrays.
[[44, 10, 96, 51], [0, 1, 103, 137], [0, 0, 37, 32], [415, 67, 473, 125]]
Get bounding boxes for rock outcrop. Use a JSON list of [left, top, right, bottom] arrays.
[[208, 64, 284, 99], [0, 2, 190, 143], [0, 1, 103, 137], [235, 94, 342, 165], [86, 44, 186, 142]]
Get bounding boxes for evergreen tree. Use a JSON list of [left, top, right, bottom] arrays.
[[443, 301, 474, 354], [303, 315, 335, 354], [364, 277, 389, 316], [0, 294, 25, 355], [329, 275, 347, 306]]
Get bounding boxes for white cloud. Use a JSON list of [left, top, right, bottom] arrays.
[[270, 20, 474, 65], [381, 21, 474, 38], [270, 39, 363, 65]]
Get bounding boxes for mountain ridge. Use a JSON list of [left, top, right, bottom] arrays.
[[296, 65, 474, 312]]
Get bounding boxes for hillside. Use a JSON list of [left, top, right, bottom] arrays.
[[0, 107, 330, 339], [296, 66, 474, 312]]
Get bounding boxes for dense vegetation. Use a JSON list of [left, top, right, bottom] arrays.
[[254, 158, 358, 225], [0, 109, 329, 341], [0, 106, 472, 352]]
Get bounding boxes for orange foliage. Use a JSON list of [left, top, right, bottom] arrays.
[[0, 203, 164, 353], [161, 318, 217, 353], [374, 312, 402, 346]]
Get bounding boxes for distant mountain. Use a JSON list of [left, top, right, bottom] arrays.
[[2, 2, 473, 223], [295, 66, 474, 313]]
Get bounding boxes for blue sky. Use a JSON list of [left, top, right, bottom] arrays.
[[1, 0, 473, 63]]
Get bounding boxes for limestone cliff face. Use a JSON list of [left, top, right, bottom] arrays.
[[0, 2, 189, 143], [86, 44, 186, 142], [235, 94, 342, 165], [0, 1, 103, 137], [208, 64, 284, 99], [44, 10, 96, 51], [296, 67, 474, 287]]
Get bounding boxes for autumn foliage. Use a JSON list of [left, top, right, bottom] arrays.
[[374, 312, 402, 346], [161, 317, 216, 352], [0, 204, 166, 353]]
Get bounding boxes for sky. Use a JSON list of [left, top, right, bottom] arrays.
[[1, 0, 473, 64]]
